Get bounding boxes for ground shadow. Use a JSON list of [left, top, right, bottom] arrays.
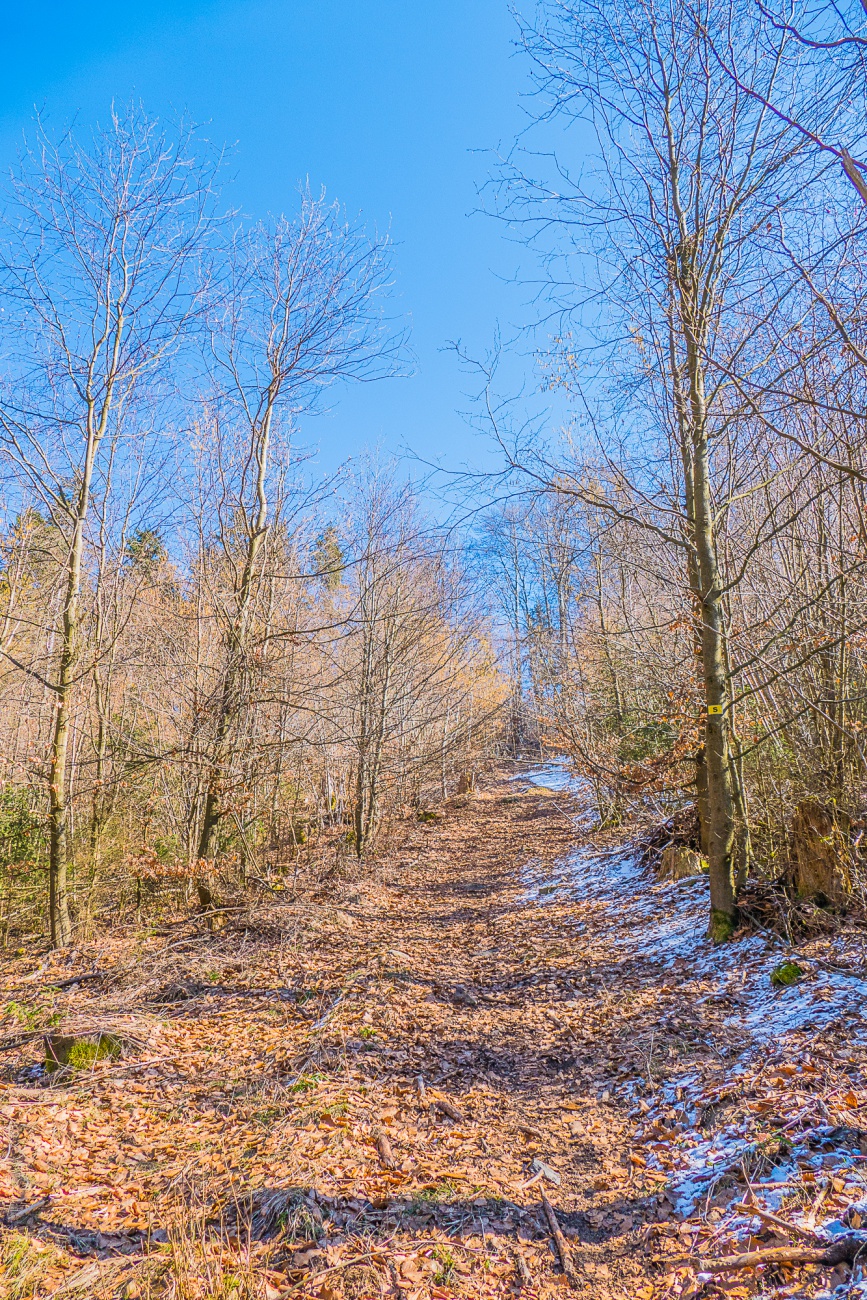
[[2, 1182, 664, 1264]]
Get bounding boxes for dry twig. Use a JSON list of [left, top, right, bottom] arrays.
[[540, 1191, 580, 1289], [732, 1199, 823, 1242], [434, 1096, 466, 1123]]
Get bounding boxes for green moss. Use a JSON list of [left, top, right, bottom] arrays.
[[70, 1041, 100, 1069], [317, 1099, 348, 1120], [411, 1180, 458, 1210], [253, 1106, 285, 1127], [771, 960, 804, 987], [708, 908, 736, 943], [7, 999, 61, 1031], [44, 1033, 121, 1072]]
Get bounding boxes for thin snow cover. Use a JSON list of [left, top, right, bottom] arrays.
[[518, 844, 643, 905], [638, 1064, 867, 1216], [660, 1124, 766, 1216], [515, 762, 600, 829], [514, 759, 867, 1237], [519, 759, 867, 1234], [728, 966, 867, 1041], [658, 1109, 867, 1217], [516, 763, 586, 796], [518, 757, 866, 1047]]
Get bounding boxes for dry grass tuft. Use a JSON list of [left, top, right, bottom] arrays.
[[0, 1231, 68, 1300]]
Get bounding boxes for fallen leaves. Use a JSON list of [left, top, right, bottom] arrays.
[[1, 770, 865, 1300]]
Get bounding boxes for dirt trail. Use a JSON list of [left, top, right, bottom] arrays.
[[1, 765, 866, 1299]]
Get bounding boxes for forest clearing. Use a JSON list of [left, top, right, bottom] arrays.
[[1, 765, 864, 1300]]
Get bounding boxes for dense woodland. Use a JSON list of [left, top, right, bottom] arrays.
[[483, 0, 867, 936], [0, 127, 506, 947]]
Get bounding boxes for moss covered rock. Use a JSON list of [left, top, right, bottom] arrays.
[[771, 960, 804, 987]]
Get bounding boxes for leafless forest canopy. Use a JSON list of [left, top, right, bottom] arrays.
[[4, 0, 867, 946]]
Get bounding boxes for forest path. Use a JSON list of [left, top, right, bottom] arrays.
[[2, 766, 866, 1300]]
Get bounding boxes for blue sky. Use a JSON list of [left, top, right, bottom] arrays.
[[0, 0, 543, 472]]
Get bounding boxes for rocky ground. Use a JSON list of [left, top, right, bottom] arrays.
[[0, 763, 865, 1299]]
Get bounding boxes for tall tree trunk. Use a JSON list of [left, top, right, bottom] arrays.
[[83, 656, 109, 936], [197, 411, 272, 868], [690, 397, 738, 939], [48, 519, 85, 948], [673, 214, 741, 938], [197, 672, 237, 864]]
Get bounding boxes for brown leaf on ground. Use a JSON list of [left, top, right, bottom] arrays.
[[1, 765, 865, 1300]]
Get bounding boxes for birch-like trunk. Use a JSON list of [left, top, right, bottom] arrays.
[[691, 430, 737, 936], [48, 537, 79, 947], [49, 385, 111, 946]]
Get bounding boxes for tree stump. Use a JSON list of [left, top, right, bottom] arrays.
[[790, 800, 853, 907], [659, 845, 708, 881]]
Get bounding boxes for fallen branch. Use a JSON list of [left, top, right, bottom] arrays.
[[0, 1031, 41, 1055], [806, 1179, 831, 1229], [732, 1200, 823, 1242], [700, 1234, 866, 1273], [513, 1246, 533, 1290], [375, 1131, 396, 1169], [6, 1196, 51, 1223], [46, 972, 104, 992], [541, 1191, 580, 1289], [434, 1097, 466, 1123], [517, 1169, 545, 1191]]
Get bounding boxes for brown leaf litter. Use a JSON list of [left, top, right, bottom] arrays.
[[0, 763, 865, 1298]]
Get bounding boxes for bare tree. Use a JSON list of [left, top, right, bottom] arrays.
[[495, 0, 840, 935], [0, 107, 218, 945], [324, 466, 504, 857], [193, 193, 400, 873], [705, 0, 867, 204]]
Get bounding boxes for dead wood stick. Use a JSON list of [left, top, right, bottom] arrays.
[[732, 1200, 822, 1242], [375, 1130, 396, 1169], [513, 1246, 533, 1290], [46, 971, 104, 991], [700, 1234, 865, 1273], [6, 1196, 51, 1223], [388, 1259, 408, 1300], [806, 1179, 831, 1229], [540, 1191, 579, 1288], [434, 1097, 466, 1123], [0, 1031, 41, 1055], [518, 1122, 543, 1139], [416, 1074, 427, 1105]]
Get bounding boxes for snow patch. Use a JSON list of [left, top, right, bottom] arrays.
[[516, 759, 867, 1052], [516, 763, 587, 795], [728, 967, 867, 1041]]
